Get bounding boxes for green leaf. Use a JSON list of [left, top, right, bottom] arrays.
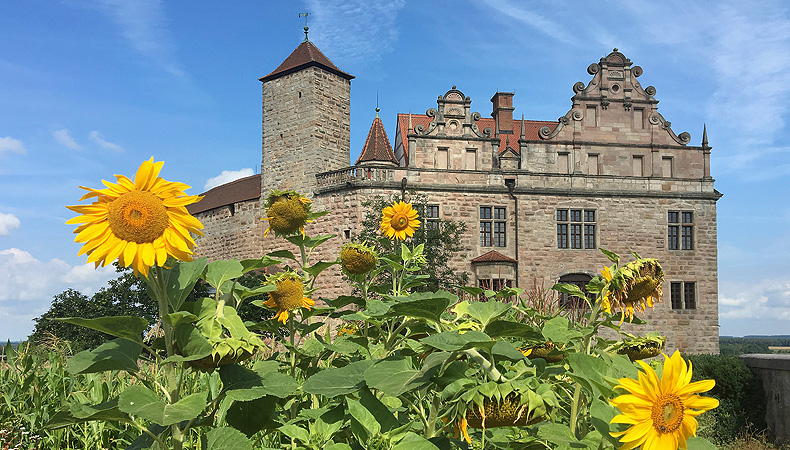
[[347, 397, 381, 436], [536, 422, 576, 445], [391, 432, 441, 450], [279, 424, 310, 443], [240, 256, 282, 274], [465, 300, 512, 327], [67, 338, 142, 374], [205, 259, 244, 292], [364, 357, 426, 397], [225, 396, 279, 437], [541, 316, 582, 345], [491, 340, 527, 361], [172, 322, 213, 361], [325, 444, 353, 450], [55, 316, 148, 344], [119, 386, 206, 426], [600, 248, 620, 264], [303, 360, 374, 397], [358, 386, 399, 433], [551, 283, 588, 300], [46, 399, 129, 429], [267, 249, 297, 261], [484, 320, 543, 339], [304, 261, 339, 278], [389, 291, 456, 322], [205, 427, 254, 450], [589, 399, 620, 447], [126, 424, 167, 450], [162, 257, 208, 312], [454, 285, 484, 297], [219, 364, 298, 400], [566, 352, 612, 399], [420, 330, 495, 352]]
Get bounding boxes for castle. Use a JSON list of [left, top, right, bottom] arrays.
[[187, 38, 721, 354]]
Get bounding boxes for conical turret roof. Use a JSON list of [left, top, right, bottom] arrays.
[[259, 40, 354, 82], [356, 110, 398, 165]]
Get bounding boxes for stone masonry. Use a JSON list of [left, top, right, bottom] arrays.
[[189, 43, 721, 355]]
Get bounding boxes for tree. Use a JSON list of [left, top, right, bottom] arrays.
[[357, 193, 469, 292]]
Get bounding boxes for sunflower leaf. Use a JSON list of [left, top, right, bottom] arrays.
[[162, 257, 208, 312], [67, 338, 142, 374], [599, 248, 620, 264], [205, 260, 244, 293], [56, 316, 148, 344]]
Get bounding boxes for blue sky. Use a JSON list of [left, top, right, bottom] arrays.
[[1, 0, 789, 340]]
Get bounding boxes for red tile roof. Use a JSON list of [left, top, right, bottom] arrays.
[[395, 113, 558, 163], [356, 114, 398, 165], [471, 250, 518, 263], [259, 40, 354, 83], [187, 174, 260, 215]]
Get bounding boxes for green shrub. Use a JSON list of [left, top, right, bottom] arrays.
[[685, 353, 767, 445]]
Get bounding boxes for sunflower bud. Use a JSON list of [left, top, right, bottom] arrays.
[[262, 190, 312, 238], [340, 243, 377, 274]]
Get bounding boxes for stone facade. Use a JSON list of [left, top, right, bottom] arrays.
[[189, 44, 721, 354]]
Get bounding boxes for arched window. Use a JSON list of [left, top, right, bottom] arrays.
[[557, 273, 593, 312]]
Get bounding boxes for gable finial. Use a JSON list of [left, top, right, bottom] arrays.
[[702, 123, 709, 148], [299, 12, 310, 42]]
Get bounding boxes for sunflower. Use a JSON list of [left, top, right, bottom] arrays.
[[262, 190, 312, 238], [66, 158, 203, 277], [336, 322, 359, 337], [262, 272, 314, 323], [340, 242, 377, 274], [380, 201, 420, 240], [610, 351, 719, 450], [601, 258, 664, 322]]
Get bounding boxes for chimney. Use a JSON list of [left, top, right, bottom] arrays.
[[491, 92, 515, 135]]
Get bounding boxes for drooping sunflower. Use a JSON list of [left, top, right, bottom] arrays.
[[601, 258, 664, 322], [66, 158, 203, 277], [262, 189, 312, 238], [262, 272, 314, 323], [340, 242, 377, 274], [610, 351, 719, 450], [380, 201, 420, 240]]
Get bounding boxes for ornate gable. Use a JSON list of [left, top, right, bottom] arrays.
[[539, 49, 691, 146], [413, 86, 493, 139]]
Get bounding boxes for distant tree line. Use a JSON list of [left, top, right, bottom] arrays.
[[719, 336, 790, 356]]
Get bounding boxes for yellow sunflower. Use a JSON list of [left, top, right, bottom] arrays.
[[610, 351, 719, 450], [262, 272, 315, 323], [262, 190, 312, 238], [601, 258, 664, 322], [380, 201, 420, 240], [66, 158, 203, 277]]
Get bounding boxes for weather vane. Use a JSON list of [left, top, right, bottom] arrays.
[[299, 12, 309, 42]]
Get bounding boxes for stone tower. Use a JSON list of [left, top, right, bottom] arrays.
[[258, 36, 354, 196]]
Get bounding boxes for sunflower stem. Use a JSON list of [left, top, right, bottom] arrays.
[[153, 266, 184, 450]]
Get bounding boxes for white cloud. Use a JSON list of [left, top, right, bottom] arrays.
[[479, 0, 575, 45], [0, 136, 26, 156], [0, 248, 116, 341], [305, 0, 406, 64], [52, 128, 82, 150], [0, 212, 21, 235], [204, 168, 255, 191], [92, 0, 185, 77], [89, 131, 124, 152], [719, 278, 790, 320]]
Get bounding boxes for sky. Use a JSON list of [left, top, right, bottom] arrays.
[[1, 0, 789, 340]]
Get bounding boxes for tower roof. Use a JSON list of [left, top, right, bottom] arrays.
[[259, 40, 354, 82], [356, 111, 398, 165]]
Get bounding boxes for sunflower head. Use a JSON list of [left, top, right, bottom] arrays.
[[336, 322, 360, 337], [340, 242, 378, 274], [263, 271, 315, 323], [66, 157, 204, 277], [606, 332, 667, 362], [380, 201, 420, 240], [262, 190, 312, 238], [610, 351, 719, 450], [604, 258, 664, 322], [519, 341, 564, 363]]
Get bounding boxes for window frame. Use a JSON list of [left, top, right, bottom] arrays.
[[480, 206, 507, 248], [557, 208, 597, 250], [425, 204, 440, 231], [668, 210, 694, 251], [670, 281, 697, 310]]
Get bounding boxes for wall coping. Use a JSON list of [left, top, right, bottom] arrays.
[[739, 353, 790, 371]]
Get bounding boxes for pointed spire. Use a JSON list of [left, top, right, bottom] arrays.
[[355, 108, 398, 166], [408, 111, 413, 133], [702, 124, 709, 148], [520, 114, 526, 140]]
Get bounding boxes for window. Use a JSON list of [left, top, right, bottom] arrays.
[[557, 274, 592, 321], [478, 278, 512, 292], [662, 156, 673, 178], [668, 211, 694, 250], [425, 205, 439, 231], [557, 209, 596, 249], [671, 282, 696, 310], [480, 206, 506, 247]]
